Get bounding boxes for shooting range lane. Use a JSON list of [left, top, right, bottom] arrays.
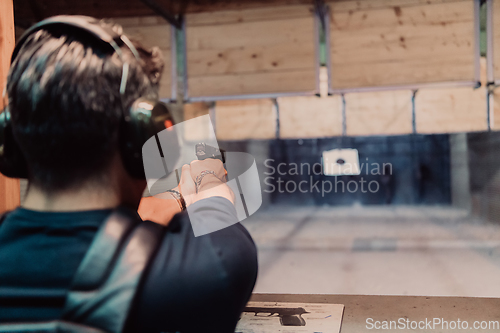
[[252, 294, 500, 333]]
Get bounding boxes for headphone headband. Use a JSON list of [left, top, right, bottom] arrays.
[[12, 15, 145, 99], [11, 15, 141, 64]]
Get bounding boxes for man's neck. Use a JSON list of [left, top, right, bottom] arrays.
[[21, 155, 146, 212], [22, 184, 121, 212]]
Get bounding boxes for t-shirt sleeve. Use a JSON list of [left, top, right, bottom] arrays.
[[129, 196, 258, 333]]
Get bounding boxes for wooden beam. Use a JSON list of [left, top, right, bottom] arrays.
[[139, 0, 183, 29], [0, 0, 20, 214], [13, 0, 314, 22]]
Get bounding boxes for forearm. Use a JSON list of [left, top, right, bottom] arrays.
[[138, 196, 180, 226], [191, 175, 235, 205], [140, 160, 235, 227]]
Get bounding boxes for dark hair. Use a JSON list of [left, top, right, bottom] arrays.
[[6, 21, 164, 191]]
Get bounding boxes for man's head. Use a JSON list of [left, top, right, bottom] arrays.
[[6, 20, 164, 195]]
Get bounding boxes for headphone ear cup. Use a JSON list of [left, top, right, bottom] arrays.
[[120, 98, 178, 179], [0, 109, 29, 179]]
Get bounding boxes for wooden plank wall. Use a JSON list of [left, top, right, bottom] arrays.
[[493, 0, 500, 80], [184, 102, 210, 121], [415, 87, 487, 133], [183, 102, 211, 142], [416, 57, 487, 134], [210, 87, 487, 139], [327, 0, 468, 11], [191, 59, 488, 139], [328, 0, 476, 90], [278, 95, 343, 138], [345, 91, 413, 136], [0, 0, 20, 213], [215, 99, 276, 140], [185, 5, 317, 98], [492, 92, 500, 129], [179, 0, 487, 139], [112, 16, 173, 100]]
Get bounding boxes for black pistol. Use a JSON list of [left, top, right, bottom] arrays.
[[172, 143, 227, 185], [243, 307, 309, 326], [195, 143, 226, 163]]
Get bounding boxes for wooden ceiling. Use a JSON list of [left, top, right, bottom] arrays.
[[13, 0, 315, 27]]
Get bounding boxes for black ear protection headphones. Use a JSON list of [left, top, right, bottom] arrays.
[[0, 15, 178, 179]]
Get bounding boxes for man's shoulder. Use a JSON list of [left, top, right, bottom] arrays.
[[142, 195, 257, 273], [148, 199, 257, 286], [0, 210, 11, 226], [156, 197, 255, 252]]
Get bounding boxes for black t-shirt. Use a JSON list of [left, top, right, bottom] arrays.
[[0, 197, 258, 333]]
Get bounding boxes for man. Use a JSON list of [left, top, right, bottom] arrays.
[[0, 19, 258, 332]]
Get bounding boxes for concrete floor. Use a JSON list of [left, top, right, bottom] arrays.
[[242, 205, 500, 297]]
